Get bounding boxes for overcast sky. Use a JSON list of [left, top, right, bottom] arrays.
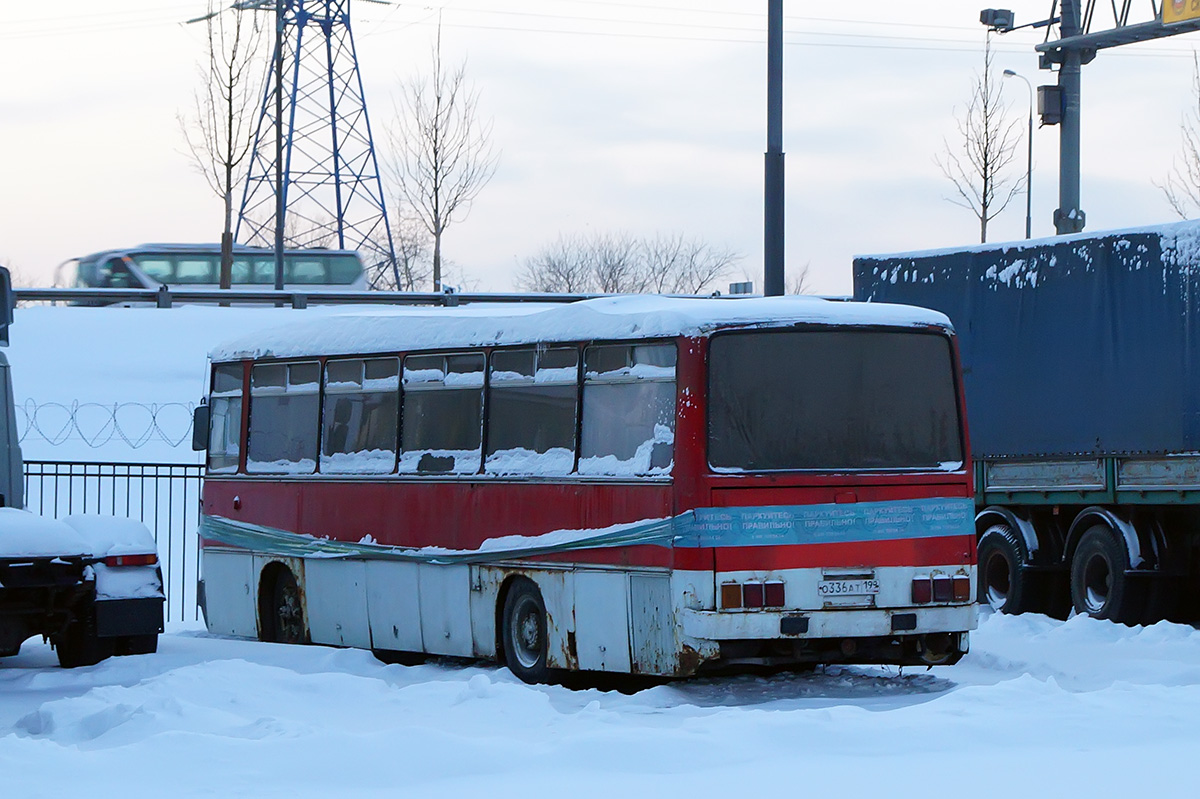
[[2, 0, 1197, 294]]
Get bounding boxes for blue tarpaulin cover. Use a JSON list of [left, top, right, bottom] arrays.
[[852, 221, 1200, 459]]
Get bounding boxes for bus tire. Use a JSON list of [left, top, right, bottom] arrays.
[[501, 579, 551, 684], [1070, 525, 1144, 624], [977, 523, 1043, 615], [269, 569, 308, 645]]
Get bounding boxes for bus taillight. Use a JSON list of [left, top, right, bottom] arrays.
[[720, 580, 785, 610], [912, 574, 972, 604]]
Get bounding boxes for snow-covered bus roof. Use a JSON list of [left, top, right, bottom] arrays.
[[209, 295, 953, 362]]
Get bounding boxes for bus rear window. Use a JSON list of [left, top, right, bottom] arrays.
[[707, 329, 962, 472]]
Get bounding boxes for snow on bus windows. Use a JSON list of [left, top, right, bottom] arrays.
[[320, 358, 400, 474], [400, 353, 484, 474], [485, 347, 578, 475], [247, 362, 321, 474], [579, 342, 675, 475], [208, 364, 242, 473]]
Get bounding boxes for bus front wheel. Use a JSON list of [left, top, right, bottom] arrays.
[[268, 569, 308, 645], [501, 579, 550, 684]]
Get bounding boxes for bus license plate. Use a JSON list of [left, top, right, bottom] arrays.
[[818, 579, 880, 597]]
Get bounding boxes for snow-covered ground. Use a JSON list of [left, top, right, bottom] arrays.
[[1, 611, 1197, 798]]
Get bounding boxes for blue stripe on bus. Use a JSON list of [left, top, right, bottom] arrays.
[[199, 498, 974, 562], [675, 498, 975, 549]]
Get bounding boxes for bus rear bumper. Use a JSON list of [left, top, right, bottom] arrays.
[[679, 603, 977, 641]]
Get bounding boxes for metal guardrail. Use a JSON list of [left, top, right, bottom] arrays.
[[13, 286, 760, 309], [23, 461, 204, 623], [16, 286, 615, 309]]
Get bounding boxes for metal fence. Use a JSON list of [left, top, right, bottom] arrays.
[[22, 461, 203, 623]]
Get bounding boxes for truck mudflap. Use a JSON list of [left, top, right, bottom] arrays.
[[95, 597, 165, 638]]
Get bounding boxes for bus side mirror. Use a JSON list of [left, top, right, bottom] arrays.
[[192, 404, 210, 452], [0, 268, 13, 346]]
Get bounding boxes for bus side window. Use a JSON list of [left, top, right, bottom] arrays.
[[486, 347, 578, 475], [321, 357, 400, 474], [208, 364, 243, 473], [288, 259, 326, 285], [326, 254, 363, 285], [230, 259, 251, 284], [579, 343, 676, 476], [247, 362, 320, 474], [253, 259, 275, 284], [399, 353, 484, 474], [133, 257, 172, 284], [176, 258, 216, 284]]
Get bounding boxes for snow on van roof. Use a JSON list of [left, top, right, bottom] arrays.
[[209, 295, 953, 362]]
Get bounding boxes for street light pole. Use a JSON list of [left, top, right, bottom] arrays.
[[1004, 68, 1033, 239], [764, 0, 785, 297]]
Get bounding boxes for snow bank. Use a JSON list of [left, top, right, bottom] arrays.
[[1, 613, 1199, 797]]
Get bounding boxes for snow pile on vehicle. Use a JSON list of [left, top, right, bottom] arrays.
[[0, 508, 90, 559], [60, 514, 157, 558], [208, 295, 955, 362]]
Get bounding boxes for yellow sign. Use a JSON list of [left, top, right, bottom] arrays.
[[1165, 0, 1200, 24]]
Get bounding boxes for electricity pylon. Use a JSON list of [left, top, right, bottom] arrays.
[[235, 0, 395, 273]]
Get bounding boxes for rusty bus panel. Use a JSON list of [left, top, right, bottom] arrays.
[[202, 549, 257, 638], [573, 570, 631, 672], [305, 558, 371, 648], [630, 574, 674, 674], [366, 560, 423, 652], [416, 564, 473, 657]]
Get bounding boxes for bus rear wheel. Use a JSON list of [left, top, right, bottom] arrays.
[[501, 579, 550, 684]]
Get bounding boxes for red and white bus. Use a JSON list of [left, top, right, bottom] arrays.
[[195, 296, 977, 682]]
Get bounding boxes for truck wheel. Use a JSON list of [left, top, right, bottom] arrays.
[[501, 578, 551, 684], [1070, 525, 1145, 624], [269, 569, 308, 645], [977, 524, 1042, 615]]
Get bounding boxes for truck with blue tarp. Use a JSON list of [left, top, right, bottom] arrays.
[[852, 220, 1200, 624]]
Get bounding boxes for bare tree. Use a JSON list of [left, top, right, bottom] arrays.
[[786, 262, 813, 295], [642, 233, 739, 294], [180, 3, 266, 289], [516, 232, 739, 294], [368, 217, 432, 291], [515, 235, 593, 293], [935, 36, 1024, 243], [387, 24, 498, 291], [1160, 52, 1200, 218]]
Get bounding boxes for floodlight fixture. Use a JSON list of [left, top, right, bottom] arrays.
[[980, 9, 1015, 32]]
